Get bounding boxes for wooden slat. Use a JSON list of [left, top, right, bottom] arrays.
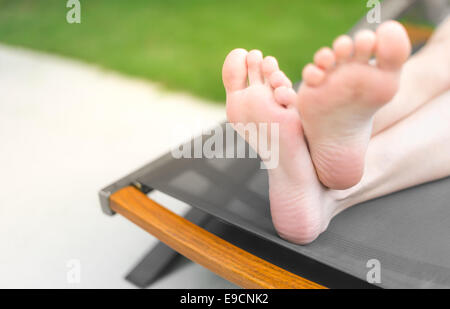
[[403, 22, 435, 46], [110, 186, 326, 289]]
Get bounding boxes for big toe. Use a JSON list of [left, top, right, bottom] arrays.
[[222, 48, 249, 93], [375, 21, 411, 70]]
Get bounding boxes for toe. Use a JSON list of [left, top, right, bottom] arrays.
[[222, 48, 249, 93], [247, 50, 264, 84], [262, 56, 279, 82], [313, 47, 336, 71], [375, 21, 411, 70], [302, 64, 326, 87], [333, 35, 354, 63], [274, 86, 297, 107], [354, 30, 376, 63], [269, 71, 292, 89]]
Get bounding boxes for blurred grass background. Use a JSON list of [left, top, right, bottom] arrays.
[[0, 0, 366, 103]]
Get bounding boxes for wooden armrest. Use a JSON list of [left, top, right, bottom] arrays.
[[110, 186, 325, 289], [403, 22, 434, 45]]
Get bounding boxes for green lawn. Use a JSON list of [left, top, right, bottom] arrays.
[[0, 0, 366, 103]]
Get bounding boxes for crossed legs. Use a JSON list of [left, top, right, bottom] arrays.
[[223, 19, 450, 244]]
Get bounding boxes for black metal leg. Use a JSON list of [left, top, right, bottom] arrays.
[[125, 208, 211, 288]]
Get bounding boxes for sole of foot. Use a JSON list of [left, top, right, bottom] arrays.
[[296, 21, 411, 190], [223, 49, 332, 244]]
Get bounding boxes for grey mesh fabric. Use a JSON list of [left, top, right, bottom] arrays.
[[138, 126, 450, 288]]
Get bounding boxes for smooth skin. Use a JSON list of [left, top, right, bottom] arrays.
[[297, 21, 411, 190]]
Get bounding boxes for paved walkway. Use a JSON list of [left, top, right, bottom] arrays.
[[0, 44, 235, 288]]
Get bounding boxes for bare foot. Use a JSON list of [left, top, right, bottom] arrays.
[[223, 49, 331, 244], [297, 21, 411, 189]]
